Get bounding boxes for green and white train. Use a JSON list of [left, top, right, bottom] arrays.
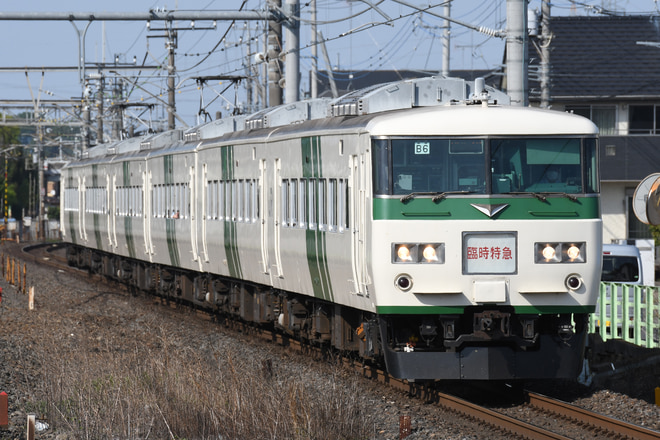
[[62, 76, 601, 380]]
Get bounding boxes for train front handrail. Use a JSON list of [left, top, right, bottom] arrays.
[[589, 282, 660, 348]]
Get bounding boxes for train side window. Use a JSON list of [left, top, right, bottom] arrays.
[[217, 181, 222, 220], [65, 187, 79, 211], [206, 181, 213, 220], [243, 180, 249, 222], [371, 139, 390, 195], [132, 187, 137, 216], [244, 180, 250, 222], [338, 179, 347, 232], [138, 186, 141, 216], [130, 187, 136, 216], [290, 178, 298, 227], [250, 179, 258, 223], [174, 183, 179, 218], [298, 179, 307, 229], [159, 184, 164, 218], [159, 185, 164, 218], [236, 180, 243, 222], [318, 179, 327, 231], [308, 178, 316, 230], [125, 187, 130, 216], [152, 185, 158, 218], [281, 179, 289, 227], [224, 180, 231, 221], [230, 180, 237, 222], [254, 179, 260, 223], [328, 178, 337, 232]]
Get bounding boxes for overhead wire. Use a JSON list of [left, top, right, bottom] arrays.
[[176, 0, 249, 73]]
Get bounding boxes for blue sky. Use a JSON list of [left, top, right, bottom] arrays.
[[1, 0, 658, 128]]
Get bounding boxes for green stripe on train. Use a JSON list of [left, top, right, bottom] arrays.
[[221, 146, 242, 279], [163, 155, 180, 267], [376, 305, 596, 315], [301, 136, 333, 302], [67, 174, 77, 244], [123, 161, 136, 259], [92, 165, 102, 250], [373, 196, 600, 220], [68, 211, 76, 244]]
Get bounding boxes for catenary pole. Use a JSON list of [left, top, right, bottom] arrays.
[[506, 0, 528, 106]]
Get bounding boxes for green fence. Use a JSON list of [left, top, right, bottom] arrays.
[[589, 282, 660, 348]]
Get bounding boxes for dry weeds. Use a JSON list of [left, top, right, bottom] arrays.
[[30, 319, 371, 440]]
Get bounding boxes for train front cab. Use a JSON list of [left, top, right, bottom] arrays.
[[369, 129, 601, 381]]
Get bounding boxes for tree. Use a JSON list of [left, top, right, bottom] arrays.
[[0, 125, 30, 220]]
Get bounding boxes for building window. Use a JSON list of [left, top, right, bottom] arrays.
[[566, 105, 616, 135], [629, 105, 658, 135], [627, 195, 653, 239]]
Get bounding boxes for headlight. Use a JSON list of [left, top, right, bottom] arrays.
[[392, 243, 444, 264], [566, 245, 581, 260], [535, 242, 586, 263], [422, 245, 438, 262], [541, 244, 556, 260], [397, 245, 413, 262]]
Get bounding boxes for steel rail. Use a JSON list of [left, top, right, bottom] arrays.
[[528, 392, 660, 440]]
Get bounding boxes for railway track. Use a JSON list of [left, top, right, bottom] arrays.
[[17, 242, 660, 439]]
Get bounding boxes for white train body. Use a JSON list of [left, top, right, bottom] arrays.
[[62, 77, 601, 380]]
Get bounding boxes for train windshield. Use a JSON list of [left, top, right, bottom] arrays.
[[372, 137, 599, 196]]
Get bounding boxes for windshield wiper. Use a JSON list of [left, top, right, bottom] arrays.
[[540, 192, 579, 202], [399, 191, 473, 203], [431, 191, 474, 202], [505, 192, 578, 202]]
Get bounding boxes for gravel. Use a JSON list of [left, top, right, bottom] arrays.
[[0, 242, 659, 439]]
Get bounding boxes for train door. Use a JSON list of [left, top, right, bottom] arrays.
[[142, 169, 153, 261], [350, 153, 369, 296], [106, 174, 113, 247], [259, 156, 283, 285], [259, 159, 269, 276], [78, 175, 86, 242], [272, 158, 284, 278], [201, 163, 209, 263], [189, 163, 202, 270], [111, 174, 118, 249]]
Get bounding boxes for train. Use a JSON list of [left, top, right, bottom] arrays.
[[61, 76, 602, 381]]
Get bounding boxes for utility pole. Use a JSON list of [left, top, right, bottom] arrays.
[[540, 0, 551, 108], [96, 74, 105, 143], [442, 3, 450, 77], [268, 0, 283, 107], [506, 0, 528, 106], [311, 0, 317, 98], [246, 22, 253, 113], [283, 0, 300, 103], [167, 30, 177, 130], [81, 96, 91, 151]]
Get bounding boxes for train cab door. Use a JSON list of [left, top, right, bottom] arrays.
[[110, 174, 118, 249], [260, 157, 284, 286], [143, 170, 154, 261], [78, 175, 87, 242], [106, 174, 113, 248], [350, 153, 370, 296], [201, 164, 209, 264], [189, 163, 202, 270], [259, 159, 270, 277], [271, 158, 284, 279]]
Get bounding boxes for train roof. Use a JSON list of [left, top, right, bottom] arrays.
[[365, 105, 599, 137], [71, 76, 595, 165]]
